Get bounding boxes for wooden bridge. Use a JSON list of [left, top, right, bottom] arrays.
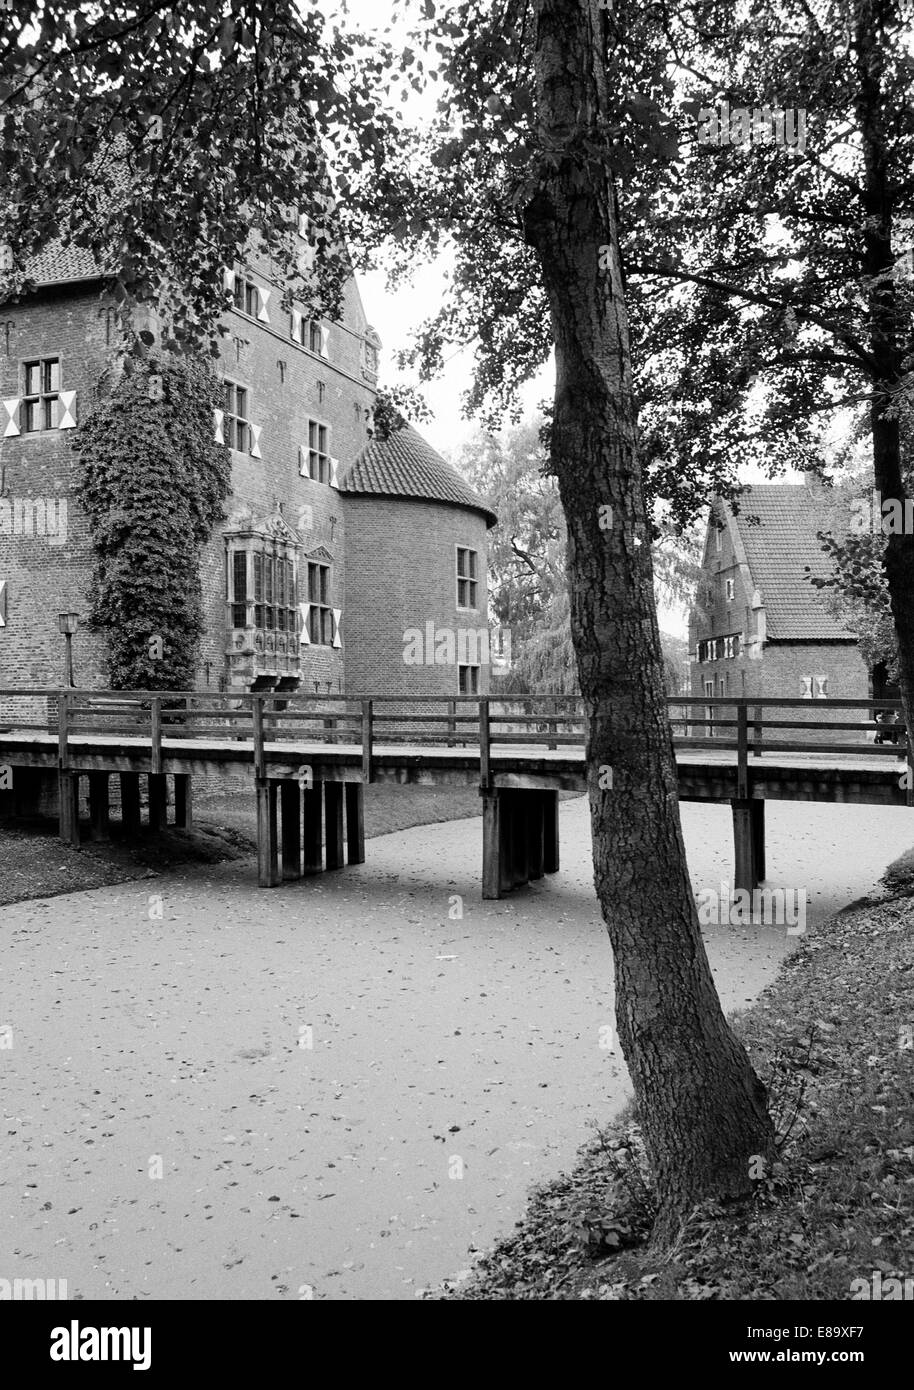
[[0, 689, 911, 899]]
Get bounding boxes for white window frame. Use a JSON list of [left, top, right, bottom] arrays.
[[456, 545, 479, 611]]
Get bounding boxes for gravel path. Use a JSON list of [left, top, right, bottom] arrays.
[[2, 796, 912, 1301]]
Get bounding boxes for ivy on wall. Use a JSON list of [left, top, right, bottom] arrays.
[[74, 357, 231, 690]]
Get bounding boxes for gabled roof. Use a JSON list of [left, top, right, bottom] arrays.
[[725, 483, 854, 641], [341, 422, 497, 527]]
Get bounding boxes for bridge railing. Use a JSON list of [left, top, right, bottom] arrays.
[[2, 691, 910, 786]]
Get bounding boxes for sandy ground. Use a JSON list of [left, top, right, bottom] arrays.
[[2, 795, 912, 1301]]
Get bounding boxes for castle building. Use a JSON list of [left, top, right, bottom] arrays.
[[0, 225, 496, 701], [688, 484, 872, 740]]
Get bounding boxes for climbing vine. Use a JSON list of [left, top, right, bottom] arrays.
[[74, 357, 231, 690]]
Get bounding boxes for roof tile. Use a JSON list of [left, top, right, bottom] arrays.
[[341, 423, 497, 526], [729, 484, 855, 641]]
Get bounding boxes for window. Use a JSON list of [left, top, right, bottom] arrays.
[[309, 321, 324, 354], [303, 420, 331, 482], [363, 340, 378, 373], [714, 525, 722, 553], [223, 381, 250, 452], [459, 664, 479, 695], [232, 276, 269, 321], [725, 577, 734, 601], [307, 561, 334, 644], [227, 544, 297, 636], [456, 547, 478, 609], [22, 357, 60, 431]]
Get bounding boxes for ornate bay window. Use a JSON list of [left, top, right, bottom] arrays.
[[224, 514, 302, 689]]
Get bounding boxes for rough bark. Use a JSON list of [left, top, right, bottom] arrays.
[[525, 0, 774, 1238], [855, 1, 914, 747]]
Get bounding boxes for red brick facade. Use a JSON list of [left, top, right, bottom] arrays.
[[0, 246, 493, 702], [688, 489, 872, 742]]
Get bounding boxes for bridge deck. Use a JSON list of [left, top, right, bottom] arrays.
[[0, 730, 908, 802]]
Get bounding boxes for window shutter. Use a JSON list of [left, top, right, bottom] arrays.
[[256, 286, 271, 323], [332, 608, 342, 650], [814, 675, 828, 699], [249, 423, 262, 459], [3, 397, 20, 437], [298, 445, 308, 477], [0, 578, 6, 628], [58, 390, 77, 429], [213, 408, 225, 445], [299, 602, 311, 644], [800, 676, 813, 699], [319, 324, 330, 358], [329, 456, 340, 488], [291, 308, 302, 341], [223, 267, 236, 294]]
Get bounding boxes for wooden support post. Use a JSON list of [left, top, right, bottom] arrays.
[[88, 771, 110, 841], [526, 791, 545, 880], [361, 699, 374, 783], [303, 782, 323, 874], [256, 779, 281, 887], [58, 771, 80, 847], [281, 779, 302, 880], [542, 790, 560, 873], [482, 789, 502, 900], [510, 790, 529, 888], [173, 774, 192, 831], [751, 798, 766, 883], [120, 773, 141, 837], [148, 773, 167, 832], [325, 781, 344, 870], [731, 798, 759, 894], [57, 689, 79, 846], [345, 782, 365, 865], [499, 789, 515, 894]]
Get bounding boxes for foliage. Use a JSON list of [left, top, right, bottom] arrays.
[[74, 357, 231, 689], [456, 420, 699, 693], [0, 1, 409, 352], [439, 885, 914, 1300]]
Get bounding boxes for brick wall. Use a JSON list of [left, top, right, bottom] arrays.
[[343, 495, 491, 698], [0, 282, 114, 694]]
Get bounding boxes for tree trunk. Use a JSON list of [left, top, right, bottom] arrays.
[[525, 0, 774, 1238], [855, 2, 914, 751]]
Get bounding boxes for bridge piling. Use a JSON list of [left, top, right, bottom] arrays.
[[88, 771, 109, 840], [58, 770, 80, 847], [120, 773, 141, 836], [345, 783, 365, 865], [280, 780, 302, 880], [173, 774, 192, 832], [303, 782, 323, 874], [256, 779, 280, 887], [482, 790, 501, 899], [543, 790, 560, 874], [325, 782, 344, 870], [148, 774, 167, 832], [731, 798, 761, 894], [527, 793, 545, 880]]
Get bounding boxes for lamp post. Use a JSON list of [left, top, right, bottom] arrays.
[[58, 611, 79, 688]]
